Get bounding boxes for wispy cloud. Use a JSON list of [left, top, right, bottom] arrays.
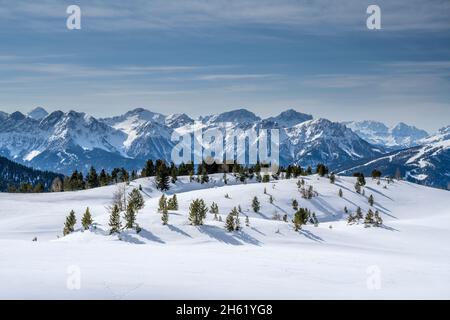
[[2, 0, 449, 33]]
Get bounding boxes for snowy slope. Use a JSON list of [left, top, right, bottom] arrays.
[[0, 174, 449, 299]]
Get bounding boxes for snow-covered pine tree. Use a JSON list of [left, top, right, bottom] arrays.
[[235, 212, 241, 231], [245, 215, 250, 226], [81, 207, 93, 230], [329, 173, 336, 184], [312, 212, 319, 227], [374, 210, 383, 226], [262, 173, 270, 183], [252, 196, 260, 213], [63, 210, 77, 236], [364, 209, 374, 226], [292, 199, 298, 211], [109, 204, 121, 234], [368, 194, 374, 206], [188, 199, 208, 225], [209, 202, 219, 214], [356, 207, 363, 220]]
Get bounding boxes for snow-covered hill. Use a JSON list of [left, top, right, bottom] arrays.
[[340, 126, 450, 190], [343, 120, 429, 150], [0, 174, 449, 299]]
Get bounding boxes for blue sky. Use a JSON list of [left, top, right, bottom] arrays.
[[0, 0, 449, 132]]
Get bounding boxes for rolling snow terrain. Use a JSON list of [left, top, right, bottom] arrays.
[[0, 174, 449, 299]]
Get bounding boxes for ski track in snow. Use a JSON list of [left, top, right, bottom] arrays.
[[0, 174, 449, 299]]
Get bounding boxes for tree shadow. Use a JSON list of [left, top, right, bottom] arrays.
[[251, 227, 266, 236], [138, 228, 165, 244], [299, 228, 324, 242], [378, 224, 400, 232], [197, 225, 242, 245], [167, 224, 192, 238], [365, 186, 393, 201], [234, 230, 261, 246], [119, 233, 146, 244]]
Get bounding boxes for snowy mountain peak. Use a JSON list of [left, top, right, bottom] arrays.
[[207, 108, 261, 124], [8, 111, 27, 121], [264, 109, 313, 127], [27, 107, 48, 120], [165, 113, 194, 128]]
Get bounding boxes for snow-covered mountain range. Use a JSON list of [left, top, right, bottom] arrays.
[[343, 120, 429, 150], [341, 126, 450, 189], [0, 107, 447, 189]]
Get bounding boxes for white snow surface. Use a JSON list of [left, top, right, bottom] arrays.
[[0, 174, 449, 299]]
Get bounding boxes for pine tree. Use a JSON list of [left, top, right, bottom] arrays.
[[188, 199, 207, 225], [209, 202, 219, 214], [292, 199, 298, 211], [269, 195, 273, 204], [262, 173, 270, 183], [86, 166, 99, 189], [128, 188, 145, 212], [81, 207, 93, 230], [161, 207, 169, 225], [124, 205, 136, 229], [329, 173, 336, 183], [368, 194, 374, 206], [235, 212, 241, 231], [225, 213, 235, 232], [167, 194, 178, 210], [374, 210, 383, 226], [364, 209, 375, 226], [344, 206, 348, 214], [155, 163, 170, 191], [63, 210, 77, 236], [245, 215, 250, 227], [158, 194, 167, 212], [263, 187, 267, 194], [109, 204, 121, 234], [252, 196, 260, 213], [339, 188, 343, 198], [283, 214, 288, 222], [312, 212, 319, 227], [292, 208, 309, 231], [200, 168, 209, 184], [238, 205, 242, 213], [354, 182, 361, 194], [356, 207, 363, 220], [347, 214, 355, 224]]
